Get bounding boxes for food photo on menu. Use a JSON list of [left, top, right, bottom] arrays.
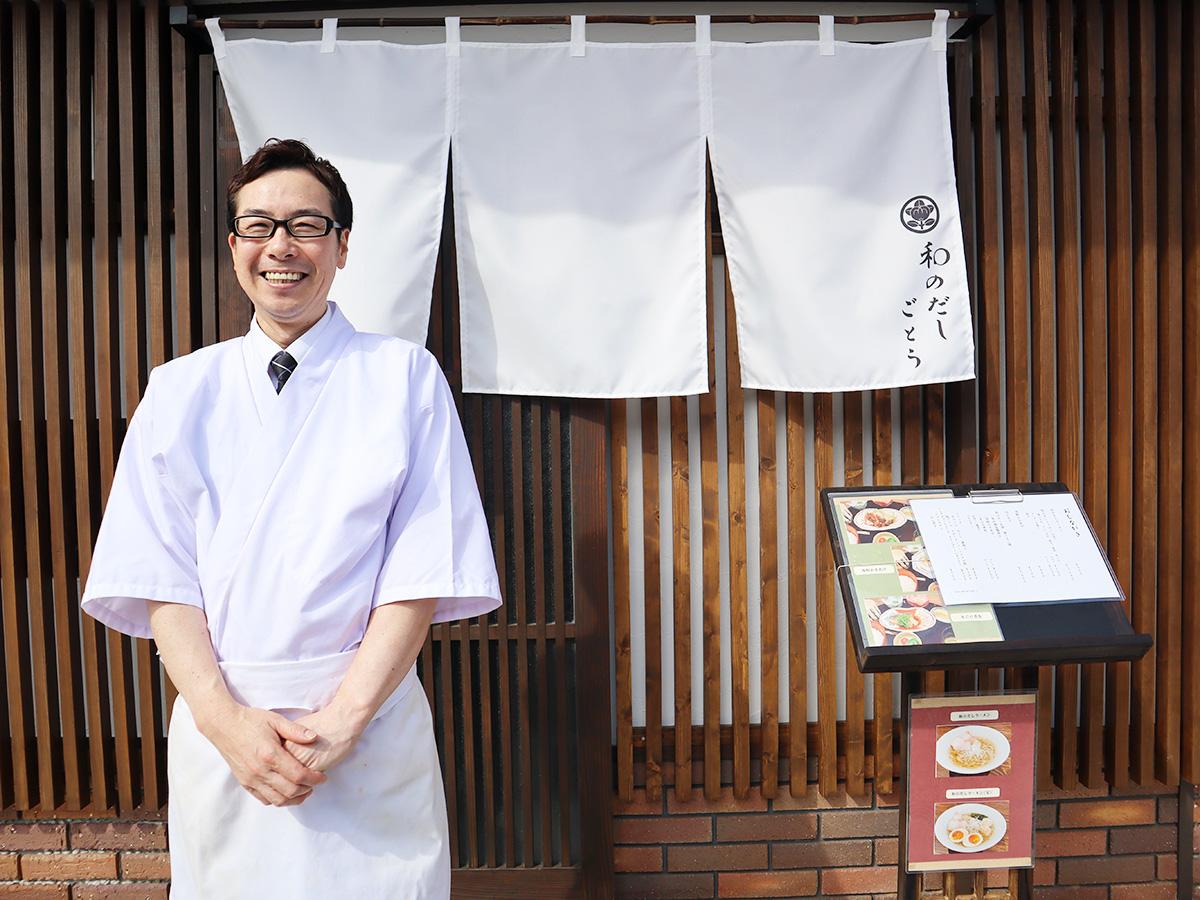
[[932, 800, 1010, 855], [830, 491, 1004, 648], [934, 723, 1013, 777]]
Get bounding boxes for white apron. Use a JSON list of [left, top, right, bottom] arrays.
[[167, 653, 449, 899]]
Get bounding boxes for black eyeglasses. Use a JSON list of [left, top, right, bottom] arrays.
[[231, 214, 343, 240]]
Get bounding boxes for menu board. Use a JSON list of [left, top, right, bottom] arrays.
[[830, 490, 1004, 648], [906, 693, 1036, 873], [909, 493, 1123, 607]]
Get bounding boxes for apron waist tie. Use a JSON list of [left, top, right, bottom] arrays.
[[218, 650, 417, 723]]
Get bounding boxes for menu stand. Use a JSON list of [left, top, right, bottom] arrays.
[[821, 483, 1152, 900]]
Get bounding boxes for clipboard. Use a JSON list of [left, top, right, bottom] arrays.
[[821, 482, 1151, 674]]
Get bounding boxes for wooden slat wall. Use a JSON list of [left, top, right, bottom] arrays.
[[1, 0, 1197, 856], [614, 1, 1199, 802]]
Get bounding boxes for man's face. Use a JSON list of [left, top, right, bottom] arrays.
[[228, 168, 349, 329]]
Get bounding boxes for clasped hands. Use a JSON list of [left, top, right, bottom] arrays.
[[201, 700, 362, 808]]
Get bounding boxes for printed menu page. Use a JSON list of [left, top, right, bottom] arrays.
[[906, 693, 1037, 873], [908, 494, 1122, 607], [832, 491, 1003, 648]]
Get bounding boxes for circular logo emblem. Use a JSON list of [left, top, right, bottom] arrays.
[[901, 196, 940, 233]]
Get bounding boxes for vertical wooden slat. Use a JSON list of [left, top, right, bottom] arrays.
[[724, 270, 750, 800], [171, 27, 195, 357], [570, 399, 616, 898], [785, 392, 807, 796], [1078, 0, 1109, 790], [492, 397, 515, 868], [1182, 0, 1200, 785], [842, 392, 865, 798], [511, 399, 534, 865], [1129, 0, 1158, 787], [670, 394, 692, 801], [757, 391, 778, 798], [0, 0, 32, 812], [946, 41, 978, 485], [197, 55, 217, 348], [1050, 0, 1083, 793], [468, 395, 491, 867], [700, 165, 721, 800], [870, 390, 893, 794], [1154, 0, 1183, 788], [530, 402, 553, 862], [93, 0, 132, 814], [65, 0, 107, 813], [38, 0, 87, 813], [144, 0, 169, 369], [641, 398, 663, 801], [548, 401, 572, 865], [813, 392, 836, 795], [1024, 0, 1057, 793], [214, 83, 246, 342], [13, 0, 61, 811], [1104, 0, 1134, 790], [611, 400, 633, 802]]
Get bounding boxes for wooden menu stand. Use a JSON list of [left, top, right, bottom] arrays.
[[821, 483, 1153, 900]]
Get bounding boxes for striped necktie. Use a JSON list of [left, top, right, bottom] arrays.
[[269, 350, 297, 394]]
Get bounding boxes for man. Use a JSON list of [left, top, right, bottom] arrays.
[[82, 138, 500, 899]]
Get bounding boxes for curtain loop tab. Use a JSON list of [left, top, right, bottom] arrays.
[[206, 18, 227, 60], [818, 15, 835, 56], [570, 15, 586, 57], [320, 18, 337, 53], [445, 16, 461, 56], [695, 15, 711, 56], [931, 9, 949, 52]]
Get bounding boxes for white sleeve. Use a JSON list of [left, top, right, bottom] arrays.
[[371, 355, 502, 624], [81, 375, 204, 638]]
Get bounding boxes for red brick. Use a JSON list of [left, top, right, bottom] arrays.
[[69, 822, 167, 851], [1157, 795, 1178, 823], [616, 816, 711, 844], [0, 853, 15, 879], [1034, 858, 1056, 885], [716, 813, 816, 842], [119, 851, 171, 880], [668, 789, 767, 815], [717, 871, 817, 897], [874, 837, 897, 865], [0, 886, 69, 898], [1157, 851, 1176, 881], [18, 851, 118, 881], [986, 867, 1009, 887], [1027, 889, 1107, 899], [818, 809, 898, 839], [1057, 854, 1156, 885], [615, 845, 663, 873], [668, 843, 768, 873], [819, 865, 896, 894], [768, 788, 873, 811], [1109, 823, 1177, 854], [1058, 798, 1157, 828], [615, 873, 714, 898], [771, 839, 871, 869], [1035, 828, 1108, 857], [1036, 802, 1058, 828], [0, 823, 67, 851], [71, 886, 170, 900], [1111, 885, 1176, 900], [615, 789, 666, 816]]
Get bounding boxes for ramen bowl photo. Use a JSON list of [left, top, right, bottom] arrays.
[[935, 725, 1011, 774], [934, 803, 1007, 853]]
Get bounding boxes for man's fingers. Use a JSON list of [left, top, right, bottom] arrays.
[[264, 771, 312, 803], [272, 714, 317, 744], [274, 748, 327, 787]]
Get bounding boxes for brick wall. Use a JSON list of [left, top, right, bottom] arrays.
[[1, 790, 1194, 898], [614, 786, 1195, 899], [0, 816, 168, 899]]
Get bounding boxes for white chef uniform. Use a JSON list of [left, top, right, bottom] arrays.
[[82, 301, 501, 899]]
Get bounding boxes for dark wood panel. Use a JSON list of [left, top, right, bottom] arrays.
[[758, 391, 778, 798], [784, 393, 807, 797], [641, 398, 663, 801]]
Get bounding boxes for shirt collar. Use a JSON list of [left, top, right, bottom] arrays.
[[246, 302, 333, 383]]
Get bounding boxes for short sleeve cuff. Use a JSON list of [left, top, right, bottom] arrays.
[[82, 584, 206, 639]]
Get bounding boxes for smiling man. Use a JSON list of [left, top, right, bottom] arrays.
[[81, 139, 500, 899]]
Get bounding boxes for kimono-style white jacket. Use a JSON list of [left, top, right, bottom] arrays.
[[82, 302, 501, 898]]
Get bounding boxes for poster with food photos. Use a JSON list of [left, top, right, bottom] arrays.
[[906, 693, 1036, 872], [830, 491, 1003, 648]]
